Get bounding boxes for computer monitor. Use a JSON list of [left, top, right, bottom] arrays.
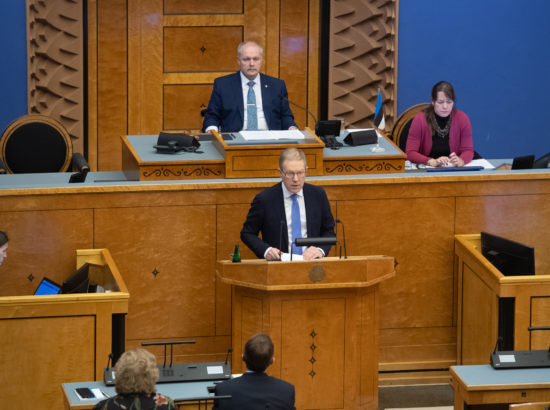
[[34, 277, 61, 295], [62, 263, 90, 294], [480, 232, 535, 276]]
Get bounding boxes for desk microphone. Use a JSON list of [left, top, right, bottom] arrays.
[[104, 353, 115, 386], [224, 348, 233, 365], [335, 219, 347, 259], [282, 97, 318, 125], [279, 220, 285, 259]]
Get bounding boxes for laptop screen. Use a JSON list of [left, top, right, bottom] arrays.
[[34, 277, 61, 295]]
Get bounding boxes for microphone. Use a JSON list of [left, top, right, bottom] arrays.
[[279, 220, 285, 258], [106, 352, 113, 369], [224, 348, 233, 365], [335, 219, 347, 259], [141, 340, 196, 368], [294, 237, 337, 247], [104, 353, 115, 386], [493, 336, 503, 353], [283, 97, 318, 125]]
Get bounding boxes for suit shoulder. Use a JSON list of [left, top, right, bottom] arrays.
[[304, 183, 327, 195], [266, 375, 295, 391], [214, 72, 240, 84]]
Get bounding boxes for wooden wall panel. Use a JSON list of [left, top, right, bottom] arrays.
[[460, 263, 497, 365], [531, 297, 550, 349], [0, 316, 95, 407], [93, 205, 218, 349], [456, 195, 550, 276], [338, 197, 457, 366], [164, 0, 244, 15], [0, 209, 93, 297], [164, 27, 244, 72], [97, 0, 128, 170], [280, 0, 310, 128], [163, 84, 213, 130]]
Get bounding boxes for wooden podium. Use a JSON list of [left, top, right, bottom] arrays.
[[455, 234, 550, 365], [217, 256, 395, 410]]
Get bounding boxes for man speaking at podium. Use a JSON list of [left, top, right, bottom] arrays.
[[241, 148, 335, 261], [203, 41, 297, 133]]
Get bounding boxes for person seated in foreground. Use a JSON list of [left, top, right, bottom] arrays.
[[0, 231, 8, 267], [93, 348, 175, 410], [406, 81, 474, 167], [203, 41, 297, 133], [213, 333, 296, 410], [240, 148, 335, 260]]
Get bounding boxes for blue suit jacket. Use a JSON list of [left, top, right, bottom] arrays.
[[203, 72, 297, 132], [240, 182, 336, 258], [213, 372, 295, 410]]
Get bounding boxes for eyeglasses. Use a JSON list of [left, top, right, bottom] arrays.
[[280, 169, 306, 178], [435, 99, 454, 105]]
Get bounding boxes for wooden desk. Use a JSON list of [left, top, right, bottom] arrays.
[[450, 365, 550, 410], [0, 249, 128, 410], [455, 234, 550, 365]]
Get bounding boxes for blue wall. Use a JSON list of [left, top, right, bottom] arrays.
[[0, 2, 27, 134], [398, 0, 550, 158]]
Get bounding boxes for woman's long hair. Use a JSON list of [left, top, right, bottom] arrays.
[[424, 81, 456, 136]]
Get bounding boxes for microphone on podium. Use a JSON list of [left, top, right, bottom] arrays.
[[335, 219, 347, 259]]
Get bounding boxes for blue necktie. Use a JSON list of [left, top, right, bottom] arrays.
[[291, 194, 302, 255], [247, 81, 257, 130]]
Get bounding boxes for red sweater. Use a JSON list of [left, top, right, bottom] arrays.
[[406, 109, 474, 165]]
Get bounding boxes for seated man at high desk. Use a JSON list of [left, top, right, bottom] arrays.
[[240, 148, 335, 260], [203, 41, 298, 132], [213, 333, 295, 410]]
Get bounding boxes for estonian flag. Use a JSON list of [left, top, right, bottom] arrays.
[[374, 88, 385, 130]]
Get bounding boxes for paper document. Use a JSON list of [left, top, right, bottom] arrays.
[[239, 130, 305, 141], [407, 158, 496, 170], [281, 253, 304, 261]]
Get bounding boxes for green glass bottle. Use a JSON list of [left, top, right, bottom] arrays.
[[232, 244, 241, 263]]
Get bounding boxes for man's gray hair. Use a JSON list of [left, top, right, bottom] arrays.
[[237, 41, 263, 58]]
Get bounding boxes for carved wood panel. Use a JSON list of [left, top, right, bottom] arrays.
[[26, 0, 85, 154], [328, 0, 398, 130]]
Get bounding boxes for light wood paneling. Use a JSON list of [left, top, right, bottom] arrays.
[[460, 263, 497, 364], [163, 84, 215, 130], [530, 297, 550, 349], [164, 0, 244, 15], [164, 27, 243, 72], [0, 209, 93, 297], [281, 297, 346, 408], [97, 0, 128, 170], [0, 316, 95, 407]]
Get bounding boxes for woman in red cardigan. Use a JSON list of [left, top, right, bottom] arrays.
[[406, 81, 474, 167]]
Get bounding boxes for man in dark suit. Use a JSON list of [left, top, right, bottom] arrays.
[[213, 333, 295, 410], [203, 41, 297, 132], [241, 148, 335, 260]]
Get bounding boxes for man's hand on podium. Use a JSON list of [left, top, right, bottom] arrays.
[[303, 246, 323, 260], [265, 247, 282, 261]]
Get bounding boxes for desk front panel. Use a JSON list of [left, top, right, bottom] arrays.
[[2, 171, 550, 382]]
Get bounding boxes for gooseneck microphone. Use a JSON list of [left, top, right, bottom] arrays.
[[335, 219, 347, 259], [283, 97, 318, 125], [224, 348, 233, 365], [279, 220, 285, 259]]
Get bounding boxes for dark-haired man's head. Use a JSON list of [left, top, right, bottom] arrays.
[[242, 333, 274, 373]]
